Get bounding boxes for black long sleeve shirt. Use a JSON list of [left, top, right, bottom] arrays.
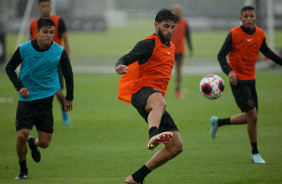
[[5, 39, 74, 101]]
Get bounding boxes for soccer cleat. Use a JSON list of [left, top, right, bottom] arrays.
[[250, 153, 266, 164], [62, 110, 71, 126], [28, 136, 41, 163], [210, 116, 219, 139], [147, 132, 173, 151], [175, 91, 185, 99], [124, 175, 143, 184], [15, 171, 28, 180]]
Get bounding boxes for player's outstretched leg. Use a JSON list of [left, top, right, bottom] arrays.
[[210, 116, 219, 139], [28, 136, 41, 163], [147, 132, 173, 151], [124, 175, 143, 184]]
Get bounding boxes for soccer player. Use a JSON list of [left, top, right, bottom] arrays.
[[115, 9, 183, 184], [6, 18, 74, 179], [29, 0, 71, 125], [211, 5, 282, 164], [171, 4, 193, 99]]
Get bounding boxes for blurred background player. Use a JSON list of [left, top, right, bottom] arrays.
[[29, 0, 71, 125], [211, 5, 282, 164], [116, 9, 183, 184], [171, 4, 193, 99], [6, 18, 74, 179]]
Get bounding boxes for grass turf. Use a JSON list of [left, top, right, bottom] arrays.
[[1, 18, 282, 183], [0, 70, 282, 183]]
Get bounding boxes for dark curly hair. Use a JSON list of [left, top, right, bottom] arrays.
[[241, 6, 255, 14], [155, 8, 178, 23]]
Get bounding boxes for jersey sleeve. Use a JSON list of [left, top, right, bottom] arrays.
[[260, 39, 282, 66], [217, 32, 233, 75], [115, 39, 155, 68], [185, 21, 193, 51], [58, 18, 68, 38], [5, 48, 24, 91], [59, 49, 74, 101]]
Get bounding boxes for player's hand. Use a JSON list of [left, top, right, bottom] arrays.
[[64, 100, 73, 112], [228, 71, 237, 85], [19, 87, 29, 97], [115, 65, 128, 75]]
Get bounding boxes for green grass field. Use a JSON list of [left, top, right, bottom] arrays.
[[1, 19, 282, 183]]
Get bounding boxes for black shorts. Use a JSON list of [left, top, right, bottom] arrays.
[[231, 80, 258, 112], [175, 54, 183, 64], [58, 66, 64, 89], [131, 87, 179, 133], [16, 96, 54, 133]]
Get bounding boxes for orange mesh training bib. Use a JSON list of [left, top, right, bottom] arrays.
[[228, 26, 265, 80], [118, 34, 175, 104]]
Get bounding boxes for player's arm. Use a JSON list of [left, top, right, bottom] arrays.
[[61, 33, 70, 58], [260, 39, 282, 66], [59, 49, 74, 111], [218, 32, 233, 75], [58, 18, 70, 58], [5, 48, 25, 92], [218, 32, 237, 85], [185, 21, 193, 56], [115, 39, 155, 75]]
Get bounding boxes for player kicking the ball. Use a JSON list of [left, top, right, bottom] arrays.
[[116, 9, 183, 184]]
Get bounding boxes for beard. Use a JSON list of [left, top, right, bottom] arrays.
[[158, 27, 171, 44]]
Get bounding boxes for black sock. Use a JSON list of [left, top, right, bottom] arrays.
[[251, 142, 259, 154], [19, 160, 28, 172], [149, 126, 158, 139], [132, 165, 151, 183], [218, 118, 231, 127]]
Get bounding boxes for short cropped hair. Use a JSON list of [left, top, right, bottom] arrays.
[[38, 0, 50, 4], [241, 6, 255, 14], [37, 18, 55, 31], [155, 8, 178, 23]]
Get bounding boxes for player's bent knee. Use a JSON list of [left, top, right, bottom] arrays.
[[169, 144, 183, 157], [175, 145, 183, 155], [39, 140, 50, 149]]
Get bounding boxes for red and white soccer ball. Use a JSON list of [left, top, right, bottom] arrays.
[[200, 74, 225, 100]]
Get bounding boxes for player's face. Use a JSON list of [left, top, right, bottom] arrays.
[[38, 1, 52, 17], [155, 20, 175, 44], [37, 25, 54, 48], [240, 10, 257, 30]]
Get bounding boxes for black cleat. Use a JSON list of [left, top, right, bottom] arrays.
[[28, 136, 41, 163], [15, 170, 28, 180]]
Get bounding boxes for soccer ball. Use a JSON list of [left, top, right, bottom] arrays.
[[199, 74, 225, 100]]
